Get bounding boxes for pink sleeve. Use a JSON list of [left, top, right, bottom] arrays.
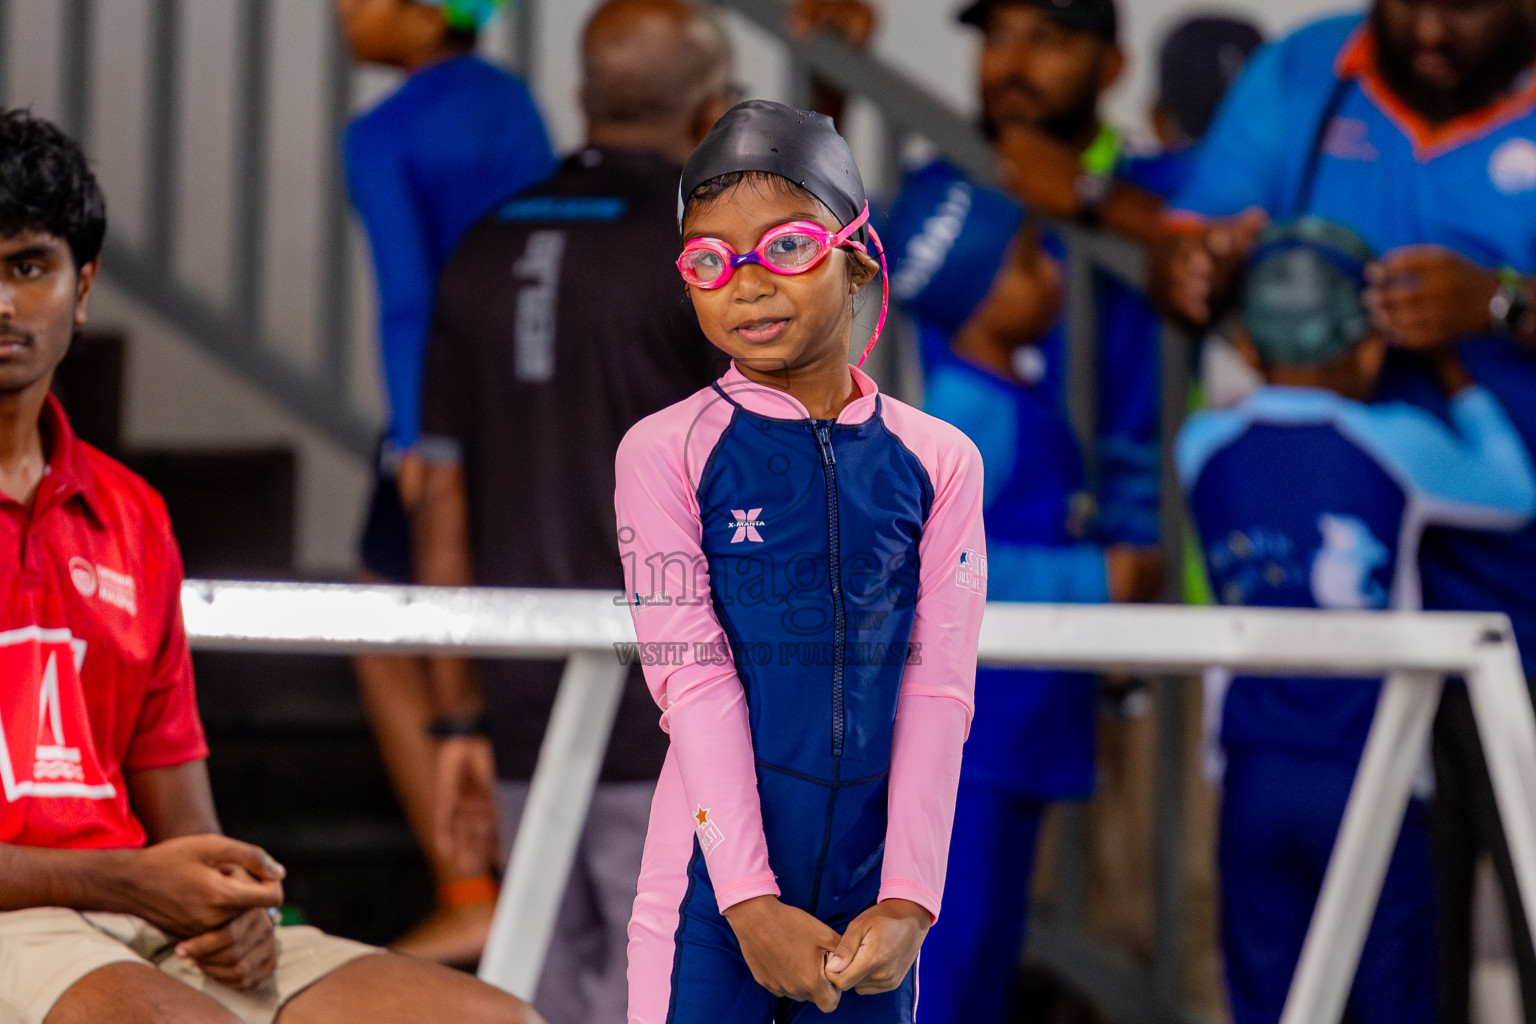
[[614, 410, 780, 910], [876, 411, 987, 921]]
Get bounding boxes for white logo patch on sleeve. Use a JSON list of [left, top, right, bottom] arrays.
[[955, 549, 987, 595], [694, 806, 725, 855]]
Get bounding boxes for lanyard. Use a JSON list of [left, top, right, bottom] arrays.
[[1080, 122, 1123, 177]]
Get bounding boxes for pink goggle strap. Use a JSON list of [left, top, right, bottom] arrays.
[[855, 222, 890, 370]]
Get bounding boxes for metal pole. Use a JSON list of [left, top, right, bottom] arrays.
[[1279, 670, 1444, 1024], [320, 21, 353, 397], [511, 0, 538, 84], [1151, 675, 1186, 1011], [1064, 242, 1099, 489], [1466, 636, 1536, 944], [478, 652, 630, 997], [60, 0, 94, 146], [231, 0, 270, 340], [1158, 322, 1193, 601], [145, 0, 182, 272]]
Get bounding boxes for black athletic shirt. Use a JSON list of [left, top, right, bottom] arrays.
[[421, 147, 725, 781]]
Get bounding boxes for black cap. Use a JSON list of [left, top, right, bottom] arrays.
[[1157, 16, 1264, 141], [680, 99, 868, 242], [957, 0, 1117, 41]]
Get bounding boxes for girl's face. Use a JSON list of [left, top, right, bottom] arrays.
[[681, 181, 876, 376]]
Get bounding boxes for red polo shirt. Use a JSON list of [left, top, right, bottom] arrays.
[[0, 396, 207, 849]]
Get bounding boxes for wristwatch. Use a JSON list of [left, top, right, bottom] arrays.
[[427, 713, 488, 739], [1074, 170, 1114, 227], [1490, 266, 1534, 337]]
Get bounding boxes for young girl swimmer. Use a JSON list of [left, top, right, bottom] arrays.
[[616, 100, 988, 1022]]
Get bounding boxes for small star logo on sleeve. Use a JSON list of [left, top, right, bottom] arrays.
[[694, 806, 726, 854]]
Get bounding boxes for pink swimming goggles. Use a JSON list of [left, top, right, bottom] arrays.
[[675, 201, 891, 368]]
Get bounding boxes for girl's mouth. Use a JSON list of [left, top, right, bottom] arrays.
[[733, 317, 791, 344]]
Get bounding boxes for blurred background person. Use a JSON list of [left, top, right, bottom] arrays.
[[1179, 217, 1535, 1024], [1160, 1, 1536, 1017], [418, 4, 876, 1014], [337, 0, 555, 962], [889, 178, 1162, 1020], [1151, 14, 1264, 154], [900, 0, 1170, 579]]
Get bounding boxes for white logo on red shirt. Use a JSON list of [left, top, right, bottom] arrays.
[[1491, 139, 1536, 195], [68, 558, 136, 616], [0, 626, 114, 802], [69, 557, 97, 597], [96, 565, 137, 616]]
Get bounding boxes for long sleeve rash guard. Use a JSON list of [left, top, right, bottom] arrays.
[[614, 363, 987, 921]]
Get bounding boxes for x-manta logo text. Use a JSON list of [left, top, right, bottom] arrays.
[[730, 509, 765, 544]]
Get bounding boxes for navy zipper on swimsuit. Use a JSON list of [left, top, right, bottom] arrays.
[[813, 422, 847, 758]]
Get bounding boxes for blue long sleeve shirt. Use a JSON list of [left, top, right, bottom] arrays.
[[345, 54, 554, 451]]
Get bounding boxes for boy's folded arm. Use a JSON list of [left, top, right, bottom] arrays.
[[1346, 388, 1536, 523], [881, 436, 988, 922], [615, 427, 779, 908]]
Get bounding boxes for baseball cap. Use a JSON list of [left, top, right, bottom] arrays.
[[957, 0, 1117, 42], [1157, 16, 1264, 141], [419, 0, 510, 31], [886, 161, 1025, 335], [1243, 218, 1375, 368]]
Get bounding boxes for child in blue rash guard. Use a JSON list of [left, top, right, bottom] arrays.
[[1177, 219, 1536, 1024], [340, 0, 553, 576], [888, 181, 1161, 1024]]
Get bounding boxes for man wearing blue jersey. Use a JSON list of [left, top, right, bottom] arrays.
[[1162, 3, 1536, 1017], [1178, 219, 1536, 1024], [336, 0, 555, 963]]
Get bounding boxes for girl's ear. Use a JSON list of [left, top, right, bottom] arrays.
[[847, 250, 880, 294]]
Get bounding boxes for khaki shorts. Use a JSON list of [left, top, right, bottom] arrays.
[[0, 907, 378, 1024]]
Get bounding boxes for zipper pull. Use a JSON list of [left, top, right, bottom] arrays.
[[816, 425, 836, 465]]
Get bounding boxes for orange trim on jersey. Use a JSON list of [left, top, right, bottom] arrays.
[[1162, 209, 1210, 234], [1335, 25, 1536, 161]]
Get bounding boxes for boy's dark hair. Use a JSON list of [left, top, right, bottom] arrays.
[[684, 170, 824, 221], [0, 109, 107, 269]]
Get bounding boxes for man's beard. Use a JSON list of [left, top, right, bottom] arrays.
[[980, 80, 1100, 144], [1373, 7, 1536, 124]]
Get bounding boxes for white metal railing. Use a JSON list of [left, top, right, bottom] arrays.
[[181, 580, 1536, 1024]]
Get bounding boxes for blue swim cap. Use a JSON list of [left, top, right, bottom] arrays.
[[420, 0, 509, 31], [886, 161, 1024, 334], [1243, 217, 1375, 367]]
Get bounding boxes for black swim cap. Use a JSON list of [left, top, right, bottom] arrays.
[[680, 99, 868, 243]]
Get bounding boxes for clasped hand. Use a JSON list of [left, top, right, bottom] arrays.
[[723, 896, 930, 1014], [125, 834, 287, 991]]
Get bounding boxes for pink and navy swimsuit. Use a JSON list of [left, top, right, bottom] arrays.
[[616, 363, 987, 1022]]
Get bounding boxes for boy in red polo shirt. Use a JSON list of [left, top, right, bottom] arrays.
[[0, 109, 543, 1024]]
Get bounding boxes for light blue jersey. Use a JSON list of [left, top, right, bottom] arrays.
[[1178, 385, 1535, 754]]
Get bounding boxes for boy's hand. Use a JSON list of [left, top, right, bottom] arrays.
[[1365, 246, 1498, 351], [121, 835, 285, 937], [1155, 209, 1267, 325], [722, 895, 843, 1011], [173, 906, 278, 991], [823, 899, 930, 996]]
